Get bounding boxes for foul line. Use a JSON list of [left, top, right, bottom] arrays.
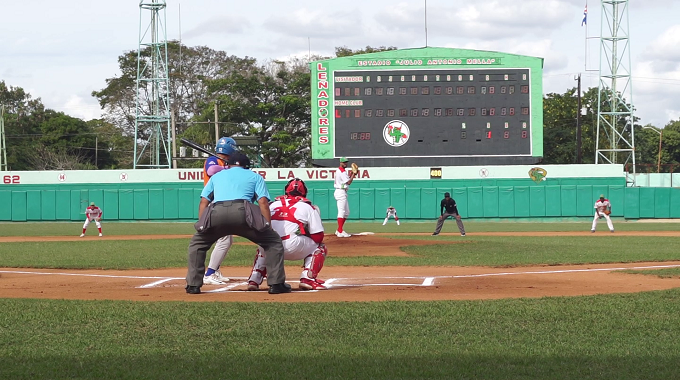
[[2, 263, 680, 290]]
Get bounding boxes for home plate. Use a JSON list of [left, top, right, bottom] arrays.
[[353, 232, 375, 236]]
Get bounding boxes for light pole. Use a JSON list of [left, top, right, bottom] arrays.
[[641, 126, 663, 173]]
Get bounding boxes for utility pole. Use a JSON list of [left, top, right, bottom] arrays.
[[576, 74, 582, 164], [0, 105, 7, 171], [171, 109, 177, 169], [214, 103, 220, 145]]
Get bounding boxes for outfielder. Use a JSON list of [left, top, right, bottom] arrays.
[[383, 206, 400, 225], [591, 194, 614, 233], [202, 137, 238, 285], [333, 157, 355, 237], [80, 202, 103, 237], [247, 178, 328, 291]]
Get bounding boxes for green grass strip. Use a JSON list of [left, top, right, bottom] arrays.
[[1, 290, 680, 380], [1, 236, 680, 269]]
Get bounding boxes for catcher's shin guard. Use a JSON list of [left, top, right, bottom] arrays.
[[247, 248, 267, 285], [303, 244, 327, 280]]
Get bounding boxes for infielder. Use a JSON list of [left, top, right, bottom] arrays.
[[432, 192, 466, 236], [334, 157, 355, 237], [591, 194, 614, 233], [202, 137, 238, 285], [80, 202, 103, 237], [383, 206, 400, 225], [247, 178, 328, 291]]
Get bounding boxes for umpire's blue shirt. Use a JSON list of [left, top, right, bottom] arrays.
[[201, 167, 270, 202]]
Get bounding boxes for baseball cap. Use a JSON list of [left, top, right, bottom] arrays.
[[228, 152, 251, 168], [90, 202, 95, 206], [600, 194, 605, 199], [340, 157, 349, 162], [444, 192, 451, 197]]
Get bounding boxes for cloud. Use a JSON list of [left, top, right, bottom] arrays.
[[264, 8, 363, 39], [643, 24, 680, 69], [60, 95, 103, 121], [375, 0, 573, 41], [183, 15, 250, 39]]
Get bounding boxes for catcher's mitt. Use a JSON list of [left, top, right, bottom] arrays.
[[350, 162, 359, 175], [604, 209, 611, 215]]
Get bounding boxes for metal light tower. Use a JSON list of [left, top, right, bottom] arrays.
[[595, 0, 635, 179], [0, 105, 7, 171], [134, 0, 171, 169]]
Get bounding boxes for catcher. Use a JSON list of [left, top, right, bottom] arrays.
[[591, 194, 614, 233], [247, 178, 328, 290], [81, 202, 103, 237], [333, 157, 358, 237]]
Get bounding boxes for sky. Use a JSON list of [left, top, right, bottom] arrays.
[[1, 0, 679, 128]]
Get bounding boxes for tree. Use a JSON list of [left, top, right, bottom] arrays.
[[195, 59, 312, 167], [0, 81, 48, 170], [335, 46, 398, 57], [92, 41, 255, 138]]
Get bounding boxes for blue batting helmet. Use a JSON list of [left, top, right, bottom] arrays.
[[215, 137, 237, 155]]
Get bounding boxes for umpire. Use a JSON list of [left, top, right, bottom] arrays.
[[185, 152, 290, 294], [432, 192, 466, 236]]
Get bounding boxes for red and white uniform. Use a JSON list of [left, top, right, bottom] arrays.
[[81, 205, 103, 236], [248, 195, 326, 286], [591, 198, 614, 232], [383, 207, 400, 225], [334, 166, 351, 219]]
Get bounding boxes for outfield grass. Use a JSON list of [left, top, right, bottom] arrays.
[[620, 267, 680, 278], [1, 291, 680, 380], [1, 220, 678, 237], [1, 235, 679, 269]]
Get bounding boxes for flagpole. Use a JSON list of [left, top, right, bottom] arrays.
[[584, 1, 588, 71]]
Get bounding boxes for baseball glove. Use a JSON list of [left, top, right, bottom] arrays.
[[350, 162, 359, 175], [604, 209, 611, 215]]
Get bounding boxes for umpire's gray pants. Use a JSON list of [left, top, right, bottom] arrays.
[[433, 212, 466, 235], [186, 201, 285, 287]]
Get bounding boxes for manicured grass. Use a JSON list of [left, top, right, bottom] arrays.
[[1, 220, 678, 237], [2, 235, 680, 269], [2, 290, 680, 380], [619, 267, 680, 278]]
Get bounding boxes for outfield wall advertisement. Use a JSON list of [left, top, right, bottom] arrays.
[[0, 165, 623, 185]]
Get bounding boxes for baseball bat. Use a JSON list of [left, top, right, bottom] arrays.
[[180, 138, 215, 157]]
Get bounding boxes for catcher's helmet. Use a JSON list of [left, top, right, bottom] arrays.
[[215, 137, 237, 155], [285, 178, 308, 197]]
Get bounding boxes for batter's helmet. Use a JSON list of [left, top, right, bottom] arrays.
[[285, 178, 308, 197], [215, 137, 237, 155]]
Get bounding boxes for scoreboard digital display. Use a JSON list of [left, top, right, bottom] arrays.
[[334, 68, 531, 157], [311, 48, 543, 167]]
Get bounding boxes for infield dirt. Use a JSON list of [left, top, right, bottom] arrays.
[[1, 232, 680, 303]]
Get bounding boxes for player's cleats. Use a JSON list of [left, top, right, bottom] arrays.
[[203, 273, 226, 285], [247, 281, 260, 291], [431, 232, 439, 236], [213, 270, 229, 282], [299, 278, 327, 290], [335, 231, 351, 238], [99, 233, 103, 237], [461, 233, 466, 237], [80, 234, 85, 237]]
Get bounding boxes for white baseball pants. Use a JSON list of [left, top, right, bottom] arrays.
[[591, 212, 614, 231], [334, 189, 350, 218], [250, 235, 319, 284], [83, 218, 101, 229], [207, 235, 232, 270]]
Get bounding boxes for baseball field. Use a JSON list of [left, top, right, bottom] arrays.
[[1, 220, 680, 379]]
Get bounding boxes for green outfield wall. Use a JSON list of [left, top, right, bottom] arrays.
[[1, 165, 678, 222]]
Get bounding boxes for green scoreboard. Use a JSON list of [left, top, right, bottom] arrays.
[[310, 47, 544, 167]]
